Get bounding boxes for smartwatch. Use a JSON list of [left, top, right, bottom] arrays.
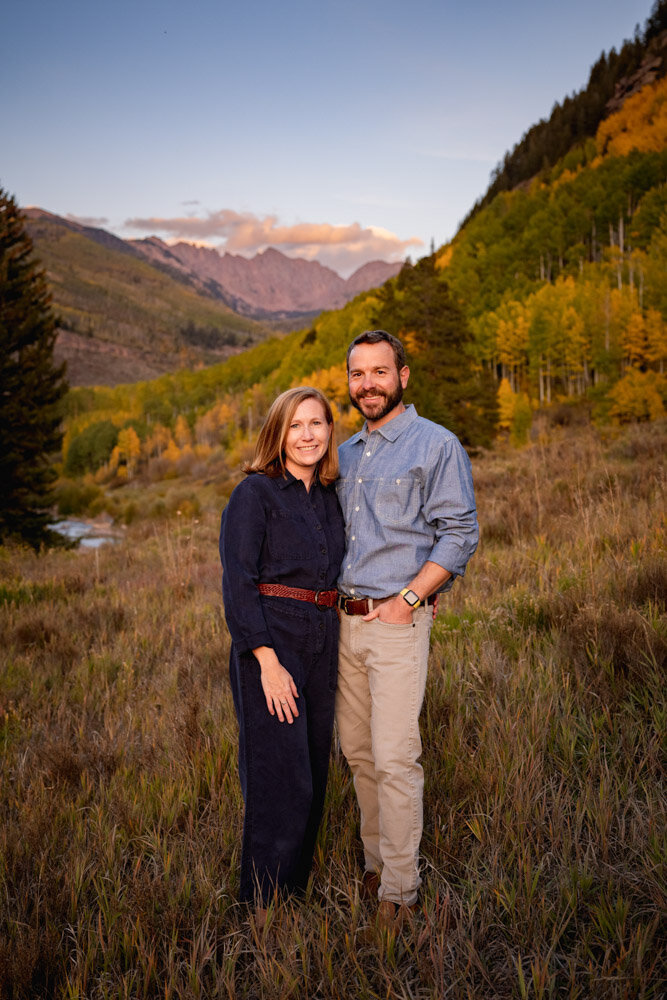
[[400, 588, 422, 608]]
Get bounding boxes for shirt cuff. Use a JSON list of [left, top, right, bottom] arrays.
[[429, 540, 471, 582], [232, 629, 274, 655]]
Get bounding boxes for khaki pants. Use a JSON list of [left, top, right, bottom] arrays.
[[335, 606, 433, 905]]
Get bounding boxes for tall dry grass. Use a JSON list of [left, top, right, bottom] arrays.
[[1, 421, 665, 999]]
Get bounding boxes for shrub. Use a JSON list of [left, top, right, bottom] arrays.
[[54, 479, 102, 516], [65, 420, 118, 475], [608, 369, 666, 423]]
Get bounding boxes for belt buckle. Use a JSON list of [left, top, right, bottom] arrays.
[[314, 590, 328, 611]]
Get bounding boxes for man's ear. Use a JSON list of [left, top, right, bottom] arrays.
[[400, 365, 410, 389]]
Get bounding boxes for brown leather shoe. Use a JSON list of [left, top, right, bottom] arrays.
[[376, 899, 419, 933], [361, 870, 380, 900]]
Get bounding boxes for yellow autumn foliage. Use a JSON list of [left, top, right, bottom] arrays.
[[596, 76, 667, 157], [108, 426, 141, 477], [143, 423, 172, 458], [497, 377, 515, 430], [645, 309, 667, 371], [173, 414, 192, 448], [608, 369, 666, 423], [435, 246, 453, 270], [298, 363, 349, 406]]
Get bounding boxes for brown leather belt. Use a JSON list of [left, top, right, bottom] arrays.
[[338, 593, 436, 616], [258, 583, 338, 609]]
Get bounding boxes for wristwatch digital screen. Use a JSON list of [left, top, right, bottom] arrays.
[[400, 588, 422, 608]]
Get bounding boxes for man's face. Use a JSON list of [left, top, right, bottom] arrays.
[[347, 341, 409, 426]]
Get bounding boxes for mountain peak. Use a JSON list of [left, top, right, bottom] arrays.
[[131, 232, 401, 317]]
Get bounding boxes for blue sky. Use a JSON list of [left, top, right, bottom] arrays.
[[1, 0, 654, 275]]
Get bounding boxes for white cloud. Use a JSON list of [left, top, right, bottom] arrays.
[[123, 208, 423, 275], [66, 213, 109, 228]]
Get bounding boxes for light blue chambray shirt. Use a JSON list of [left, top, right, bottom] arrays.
[[336, 404, 478, 599]]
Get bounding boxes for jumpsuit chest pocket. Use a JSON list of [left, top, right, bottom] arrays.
[[376, 475, 421, 526], [266, 509, 316, 561]]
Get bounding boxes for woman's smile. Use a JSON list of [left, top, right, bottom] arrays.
[[283, 398, 331, 483]]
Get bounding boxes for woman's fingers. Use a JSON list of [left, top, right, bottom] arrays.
[[261, 670, 299, 723], [276, 689, 299, 723], [275, 695, 292, 724]]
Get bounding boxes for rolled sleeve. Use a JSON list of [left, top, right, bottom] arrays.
[[425, 437, 479, 581]]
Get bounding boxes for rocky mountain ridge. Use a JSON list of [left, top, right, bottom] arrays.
[[25, 208, 402, 320], [129, 237, 402, 318], [23, 207, 403, 385]]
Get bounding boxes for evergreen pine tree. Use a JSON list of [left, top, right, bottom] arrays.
[[373, 256, 498, 448], [0, 189, 68, 548]]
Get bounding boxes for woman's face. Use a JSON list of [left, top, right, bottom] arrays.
[[283, 398, 331, 481]]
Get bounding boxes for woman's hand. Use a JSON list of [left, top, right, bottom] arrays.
[[252, 646, 299, 723]]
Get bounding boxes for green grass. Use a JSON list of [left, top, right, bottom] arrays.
[[1, 421, 665, 998]]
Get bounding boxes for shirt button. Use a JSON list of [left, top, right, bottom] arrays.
[[320, 545, 326, 554], [366, 451, 371, 456], [355, 506, 360, 512], [358, 478, 362, 483], [350, 588, 355, 594], [351, 535, 355, 541], [347, 564, 351, 569], [319, 622, 325, 631]]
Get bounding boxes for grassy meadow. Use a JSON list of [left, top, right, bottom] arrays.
[[1, 418, 665, 999]]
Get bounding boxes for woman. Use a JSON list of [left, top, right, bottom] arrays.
[[219, 387, 345, 920]]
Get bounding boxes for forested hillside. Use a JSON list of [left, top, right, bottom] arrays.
[[25, 211, 272, 385], [463, 1, 667, 222], [56, 3, 667, 513], [438, 70, 667, 432]]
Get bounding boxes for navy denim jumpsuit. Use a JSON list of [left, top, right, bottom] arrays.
[[219, 470, 345, 904]]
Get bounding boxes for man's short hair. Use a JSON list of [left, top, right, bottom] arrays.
[[346, 330, 407, 373]]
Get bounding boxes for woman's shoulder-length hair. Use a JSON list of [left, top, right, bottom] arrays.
[[243, 386, 339, 486]]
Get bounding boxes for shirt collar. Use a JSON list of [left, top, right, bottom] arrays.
[[358, 403, 418, 443], [277, 469, 298, 489], [277, 469, 320, 490]]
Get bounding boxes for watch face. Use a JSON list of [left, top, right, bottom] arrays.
[[402, 589, 419, 606]]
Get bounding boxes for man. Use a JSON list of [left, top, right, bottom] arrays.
[[335, 329, 478, 932]]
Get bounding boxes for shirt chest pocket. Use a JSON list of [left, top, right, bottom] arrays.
[[376, 475, 421, 526], [336, 477, 354, 518], [266, 509, 316, 561]]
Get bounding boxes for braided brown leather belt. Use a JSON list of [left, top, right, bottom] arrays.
[[258, 583, 338, 609]]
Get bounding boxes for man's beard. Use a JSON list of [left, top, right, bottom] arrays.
[[349, 381, 403, 422]]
